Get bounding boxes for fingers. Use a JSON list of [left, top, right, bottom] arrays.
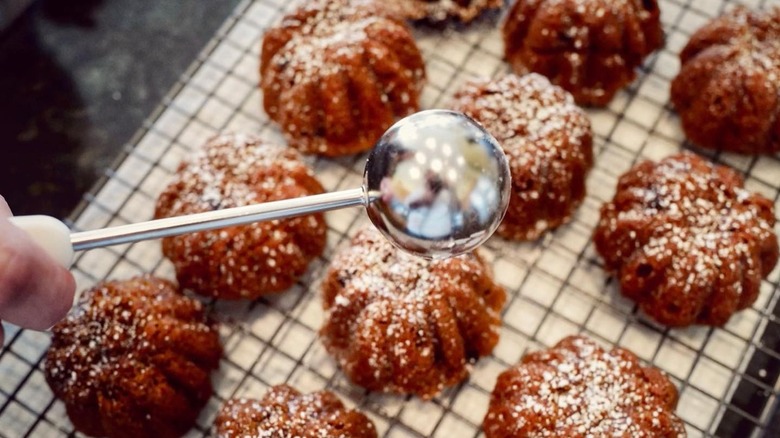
[[1, 197, 12, 345], [0, 196, 12, 217], [0, 216, 76, 330]]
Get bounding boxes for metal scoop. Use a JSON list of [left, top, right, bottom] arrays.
[[10, 110, 511, 266]]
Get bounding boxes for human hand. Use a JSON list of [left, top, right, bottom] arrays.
[[0, 196, 76, 346]]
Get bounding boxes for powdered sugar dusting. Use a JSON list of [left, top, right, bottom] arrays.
[[163, 133, 310, 211], [319, 226, 506, 399], [503, 0, 663, 105], [671, 6, 780, 154], [451, 73, 593, 240], [689, 6, 780, 77], [154, 133, 327, 299], [389, 0, 502, 23], [594, 153, 778, 326], [484, 336, 686, 437], [216, 384, 376, 438], [44, 276, 221, 436], [261, 0, 425, 155]]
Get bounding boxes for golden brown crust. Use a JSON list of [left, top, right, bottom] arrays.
[[502, 0, 663, 106], [44, 276, 222, 438], [484, 336, 686, 437], [260, 0, 425, 156], [154, 133, 327, 300], [450, 73, 593, 240], [593, 153, 779, 326], [319, 226, 506, 399], [215, 385, 377, 438], [671, 7, 780, 154]]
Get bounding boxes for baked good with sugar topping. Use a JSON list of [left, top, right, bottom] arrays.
[[215, 384, 377, 438], [388, 0, 502, 23], [44, 276, 222, 438], [594, 153, 778, 326], [484, 335, 686, 437], [502, 0, 664, 106], [450, 73, 593, 241], [320, 226, 506, 399], [154, 133, 327, 300], [671, 7, 780, 154], [261, 0, 426, 156]]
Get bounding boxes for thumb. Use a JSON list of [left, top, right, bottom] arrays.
[[0, 209, 76, 331]]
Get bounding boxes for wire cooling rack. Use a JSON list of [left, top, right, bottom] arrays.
[[2, 0, 780, 436]]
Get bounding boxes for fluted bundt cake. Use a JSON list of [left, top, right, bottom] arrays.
[[389, 0, 502, 23], [154, 133, 327, 300], [320, 226, 506, 399], [215, 384, 377, 438], [484, 335, 686, 437], [450, 73, 593, 241], [671, 7, 780, 154], [44, 276, 222, 438], [502, 0, 664, 106], [594, 153, 779, 327], [261, 0, 426, 156]]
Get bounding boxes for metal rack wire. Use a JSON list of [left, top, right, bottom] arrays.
[[1, 0, 779, 436]]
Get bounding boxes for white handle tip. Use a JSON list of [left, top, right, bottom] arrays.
[[8, 215, 74, 268]]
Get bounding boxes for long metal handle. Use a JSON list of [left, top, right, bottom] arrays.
[[70, 188, 367, 251]]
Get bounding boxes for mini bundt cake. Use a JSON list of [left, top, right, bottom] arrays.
[[215, 384, 377, 438], [389, 0, 502, 23], [320, 226, 506, 399], [484, 335, 686, 437], [261, 0, 426, 156], [450, 73, 593, 241], [594, 153, 779, 326], [154, 133, 327, 300], [671, 7, 780, 154], [502, 0, 664, 106], [44, 276, 222, 438]]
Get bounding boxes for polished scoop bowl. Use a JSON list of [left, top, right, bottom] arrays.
[[11, 110, 511, 266], [365, 110, 510, 258]]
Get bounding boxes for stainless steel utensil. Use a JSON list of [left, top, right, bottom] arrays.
[[10, 110, 511, 266]]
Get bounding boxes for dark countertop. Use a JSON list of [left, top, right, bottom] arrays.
[[0, 0, 240, 218]]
